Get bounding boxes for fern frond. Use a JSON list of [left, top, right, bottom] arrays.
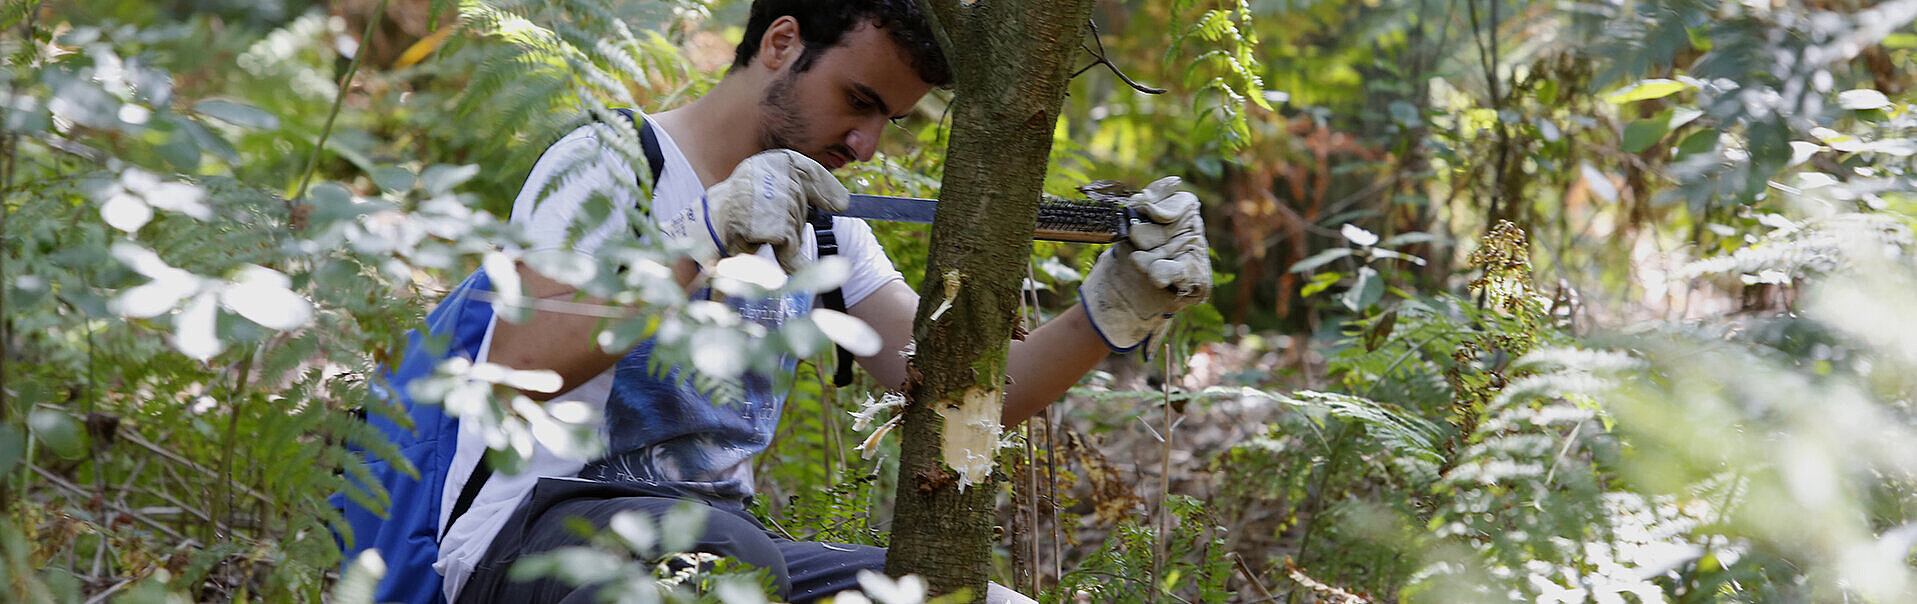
[[1286, 390, 1446, 461]]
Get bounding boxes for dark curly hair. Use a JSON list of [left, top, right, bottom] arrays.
[[731, 0, 952, 87]]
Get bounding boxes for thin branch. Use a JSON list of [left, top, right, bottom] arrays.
[[1154, 338, 1175, 596], [1021, 259, 1043, 595], [912, 0, 959, 88], [290, 0, 391, 202], [1045, 406, 1061, 584], [0, 0, 45, 515], [1073, 19, 1166, 95], [1231, 552, 1279, 603], [81, 577, 137, 604], [219, 346, 257, 539], [117, 428, 273, 505], [32, 465, 187, 541], [1058, 570, 1196, 604]]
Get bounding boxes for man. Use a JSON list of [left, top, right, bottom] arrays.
[[418, 1, 1211, 602]]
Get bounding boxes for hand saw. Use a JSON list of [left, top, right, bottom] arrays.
[[821, 193, 1137, 243]]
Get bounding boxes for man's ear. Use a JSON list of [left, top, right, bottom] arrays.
[[758, 16, 802, 71]]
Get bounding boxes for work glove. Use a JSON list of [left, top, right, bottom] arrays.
[[696, 149, 850, 273], [1079, 176, 1213, 353]]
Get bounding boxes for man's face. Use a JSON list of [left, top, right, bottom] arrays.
[[758, 22, 936, 171]]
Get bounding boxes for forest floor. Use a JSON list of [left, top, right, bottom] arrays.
[[1009, 337, 1306, 596]]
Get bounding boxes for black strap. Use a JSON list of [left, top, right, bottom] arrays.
[[809, 211, 856, 387], [624, 106, 852, 386], [444, 109, 664, 541], [443, 455, 491, 540], [612, 108, 668, 186]]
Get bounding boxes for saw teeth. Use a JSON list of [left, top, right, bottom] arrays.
[[1037, 198, 1127, 234]]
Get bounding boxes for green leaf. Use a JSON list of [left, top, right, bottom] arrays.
[[1668, 107, 1704, 130], [1341, 266, 1383, 312], [28, 409, 86, 460], [1364, 308, 1398, 352], [811, 308, 881, 357], [192, 99, 280, 129], [523, 250, 598, 287], [1367, 248, 1427, 266], [9, 274, 50, 310], [155, 122, 203, 172], [1606, 79, 1689, 104], [608, 510, 658, 555], [1382, 232, 1439, 247], [1677, 130, 1718, 156], [1340, 224, 1379, 247], [334, 550, 386, 604], [422, 164, 481, 196], [1886, 33, 1917, 48], [178, 118, 241, 165], [1621, 118, 1670, 153], [660, 502, 709, 554], [1300, 272, 1341, 298], [0, 424, 23, 478], [1837, 89, 1890, 111], [1038, 257, 1083, 284], [371, 166, 416, 193], [1289, 248, 1355, 273]]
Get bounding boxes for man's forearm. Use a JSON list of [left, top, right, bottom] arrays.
[[1002, 304, 1109, 427], [847, 280, 1111, 427]]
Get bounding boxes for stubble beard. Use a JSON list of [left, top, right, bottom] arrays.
[[758, 69, 808, 153]]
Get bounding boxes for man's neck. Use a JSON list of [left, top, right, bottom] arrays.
[[650, 76, 764, 189]]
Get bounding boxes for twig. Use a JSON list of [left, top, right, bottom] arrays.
[[1046, 405, 1061, 585], [290, 0, 391, 201], [761, 512, 800, 541], [1021, 260, 1042, 595], [1072, 19, 1167, 95], [31, 465, 186, 541], [117, 429, 272, 505], [1230, 552, 1278, 603], [1291, 422, 1352, 582], [1155, 338, 1175, 601], [0, 0, 44, 516], [816, 362, 839, 485], [82, 577, 137, 604], [220, 346, 257, 539], [133, 485, 225, 529], [1541, 421, 1583, 487], [911, 0, 958, 83], [1466, 0, 1514, 232], [112, 456, 150, 512], [1060, 570, 1195, 604], [1361, 331, 1447, 400]]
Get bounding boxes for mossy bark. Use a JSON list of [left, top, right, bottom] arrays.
[[885, 0, 1097, 597]]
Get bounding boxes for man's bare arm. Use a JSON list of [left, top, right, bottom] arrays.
[[487, 259, 700, 400], [847, 279, 1110, 427]]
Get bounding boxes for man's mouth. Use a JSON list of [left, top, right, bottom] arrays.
[[823, 147, 855, 171]]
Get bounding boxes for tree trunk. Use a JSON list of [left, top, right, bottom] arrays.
[[885, 0, 1096, 598]]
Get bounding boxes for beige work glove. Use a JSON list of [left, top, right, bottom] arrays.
[[1079, 176, 1213, 353], [696, 149, 850, 273]]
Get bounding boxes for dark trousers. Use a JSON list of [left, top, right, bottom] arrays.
[[454, 478, 883, 604]]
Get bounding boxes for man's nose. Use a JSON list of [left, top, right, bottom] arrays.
[[845, 117, 886, 162]]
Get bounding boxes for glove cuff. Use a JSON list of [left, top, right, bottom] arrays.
[[1080, 251, 1172, 355]]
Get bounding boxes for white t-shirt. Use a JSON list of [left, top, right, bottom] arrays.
[[434, 113, 902, 601]]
